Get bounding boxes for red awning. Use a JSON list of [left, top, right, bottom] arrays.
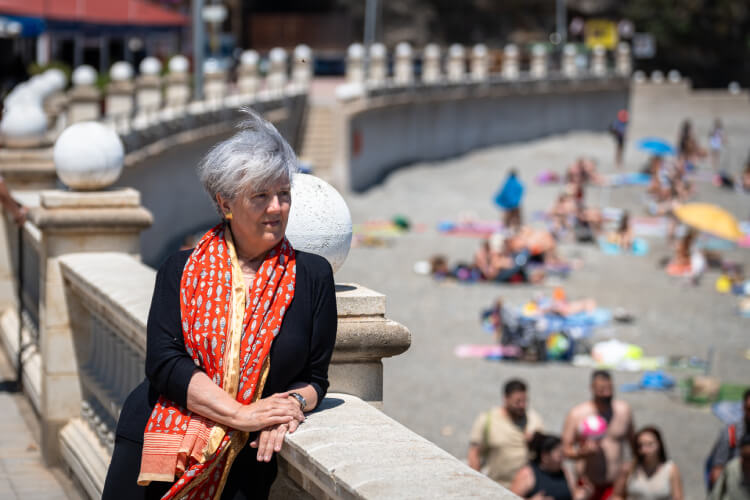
[[0, 0, 188, 26]]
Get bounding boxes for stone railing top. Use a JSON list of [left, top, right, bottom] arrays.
[[58, 252, 409, 361], [282, 393, 516, 499], [59, 252, 155, 355]]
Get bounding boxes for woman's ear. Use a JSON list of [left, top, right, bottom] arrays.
[[216, 193, 231, 217]]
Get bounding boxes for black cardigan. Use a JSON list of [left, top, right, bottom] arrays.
[[115, 249, 337, 442]]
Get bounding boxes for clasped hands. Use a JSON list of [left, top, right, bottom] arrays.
[[230, 392, 305, 462]]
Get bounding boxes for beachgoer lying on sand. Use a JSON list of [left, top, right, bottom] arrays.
[[548, 193, 577, 234], [566, 157, 605, 186], [606, 211, 633, 250], [475, 233, 546, 284], [666, 228, 706, 281]]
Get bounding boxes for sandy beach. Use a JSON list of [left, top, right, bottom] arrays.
[[335, 87, 750, 497]]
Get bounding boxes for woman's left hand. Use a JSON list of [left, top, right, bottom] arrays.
[[249, 419, 301, 462]]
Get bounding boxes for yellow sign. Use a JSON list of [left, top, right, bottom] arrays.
[[584, 19, 618, 50]]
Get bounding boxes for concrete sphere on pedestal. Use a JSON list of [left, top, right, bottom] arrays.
[[369, 43, 386, 59], [240, 50, 259, 67], [42, 69, 67, 92], [348, 43, 365, 60], [72, 65, 97, 86], [286, 174, 352, 273], [728, 81, 741, 94], [204, 58, 222, 75], [169, 55, 189, 74], [448, 44, 464, 58], [4, 84, 43, 108], [53, 122, 124, 190], [294, 44, 312, 62], [269, 47, 287, 63], [395, 42, 412, 58], [472, 44, 488, 57], [424, 44, 440, 59], [0, 104, 47, 137], [139, 57, 162, 76], [110, 61, 134, 81]]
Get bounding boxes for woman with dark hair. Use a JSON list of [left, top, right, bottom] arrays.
[[510, 432, 577, 499], [612, 426, 684, 500]]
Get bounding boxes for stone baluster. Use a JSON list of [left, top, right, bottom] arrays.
[[590, 45, 607, 77], [470, 44, 489, 81], [238, 50, 260, 97], [135, 57, 163, 124], [393, 42, 414, 86], [667, 69, 681, 84], [562, 43, 578, 78], [67, 65, 101, 124], [368, 43, 388, 86], [203, 58, 227, 107], [164, 55, 191, 111], [530, 44, 548, 79], [501, 44, 520, 80], [346, 43, 365, 84], [292, 44, 313, 90], [650, 70, 665, 84], [267, 47, 288, 97], [164, 54, 190, 111], [31, 120, 152, 463], [421, 44, 442, 84], [447, 44, 467, 83], [615, 42, 632, 77], [105, 62, 134, 133]]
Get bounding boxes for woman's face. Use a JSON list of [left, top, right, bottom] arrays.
[[218, 177, 291, 257], [636, 432, 660, 461]]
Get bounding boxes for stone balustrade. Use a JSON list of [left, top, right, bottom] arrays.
[[39, 251, 509, 499]]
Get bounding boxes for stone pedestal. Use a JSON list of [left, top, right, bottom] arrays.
[[470, 44, 489, 81], [422, 45, 442, 84], [446, 44, 465, 82], [590, 45, 607, 77], [43, 91, 69, 135], [530, 45, 548, 79], [238, 66, 260, 97], [330, 284, 410, 407], [29, 188, 152, 463], [616, 43, 632, 77], [165, 73, 191, 110], [562, 44, 578, 78], [135, 75, 163, 116], [501, 44, 520, 80], [105, 81, 135, 129], [204, 72, 228, 105], [346, 44, 365, 84], [368, 44, 387, 86], [67, 86, 101, 124], [393, 43, 414, 86]]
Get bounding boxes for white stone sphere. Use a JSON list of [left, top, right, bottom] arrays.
[[203, 58, 222, 74], [650, 70, 664, 83], [395, 42, 412, 57], [110, 61, 134, 81], [43, 69, 67, 91], [28, 75, 55, 96], [269, 47, 287, 63], [294, 44, 312, 61], [667, 69, 681, 83], [4, 84, 43, 108], [617, 42, 631, 55], [240, 50, 259, 67], [139, 57, 162, 76], [369, 43, 386, 59], [728, 81, 741, 94], [504, 44, 519, 56], [532, 44, 546, 56], [472, 44, 488, 57], [563, 44, 577, 56], [348, 43, 365, 60], [424, 44, 440, 59], [169, 55, 189, 74], [53, 121, 124, 190], [633, 70, 646, 83], [448, 44, 464, 58], [593, 45, 606, 56], [0, 104, 47, 137], [286, 173, 352, 273], [72, 65, 97, 86]]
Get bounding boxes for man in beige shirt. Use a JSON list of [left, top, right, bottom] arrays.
[[467, 379, 544, 487]]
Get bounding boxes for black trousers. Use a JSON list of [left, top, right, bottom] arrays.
[[102, 435, 277, 500]]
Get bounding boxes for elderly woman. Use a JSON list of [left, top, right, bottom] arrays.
[[102, 110, 337, 499]]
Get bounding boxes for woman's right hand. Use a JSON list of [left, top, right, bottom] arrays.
[[231, 392, 304, 432]]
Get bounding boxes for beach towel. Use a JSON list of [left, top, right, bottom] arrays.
[[598, 237, 649, 256]]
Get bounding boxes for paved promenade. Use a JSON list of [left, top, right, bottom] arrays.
[[0, 353, 74, 499]]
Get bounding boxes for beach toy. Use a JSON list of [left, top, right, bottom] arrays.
[[715, 275, 732, 294], [579, 415, 607, 440], [545, 332, 571, 360], [552, 287, 566, 302], [522, 301, 539, 316]]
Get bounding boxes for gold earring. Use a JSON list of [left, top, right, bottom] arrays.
[[225, 213, 233, 220]]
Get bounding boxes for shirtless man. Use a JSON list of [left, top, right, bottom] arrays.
[[562, 370, 634, 500]]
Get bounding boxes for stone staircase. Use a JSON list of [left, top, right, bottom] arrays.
[[299, 101, 337, 183]]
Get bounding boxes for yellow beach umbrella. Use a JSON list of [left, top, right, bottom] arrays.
[[673, 203, 742, 242]]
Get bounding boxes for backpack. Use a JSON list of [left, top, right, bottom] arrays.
[[704, 423, 737, 491]]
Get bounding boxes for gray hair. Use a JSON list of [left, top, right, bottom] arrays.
[[198, 107, 298, 215]]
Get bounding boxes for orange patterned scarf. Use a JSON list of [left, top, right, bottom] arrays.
[[137, 223, 296, 500]]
